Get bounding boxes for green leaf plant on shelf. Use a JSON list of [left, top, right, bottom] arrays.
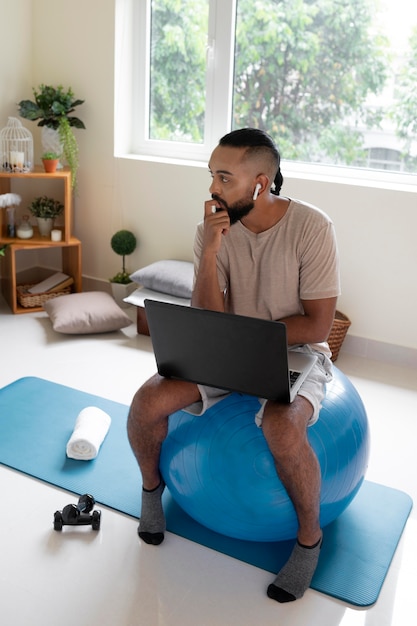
[[28, 195, 64, 238], [28, 195, 64, 219], [110, 230, 137, 284], [17, 84, 85, 191]]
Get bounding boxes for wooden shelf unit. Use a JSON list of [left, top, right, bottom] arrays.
[[0, 238, 82, 313], [0, 167, 82, 313], [0, 167, 73, 244]]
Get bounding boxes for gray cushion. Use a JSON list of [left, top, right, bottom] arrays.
[[43, 291, 132, 334], [129, 260, 193, 298]]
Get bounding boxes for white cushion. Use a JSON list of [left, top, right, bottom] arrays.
[[123, 287, 191, 308]]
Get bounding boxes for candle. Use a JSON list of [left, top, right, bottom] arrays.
[[10, 150, 25, 170], [51, 229, 62, 242]]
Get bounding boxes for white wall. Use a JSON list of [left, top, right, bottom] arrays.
[[0, 0, 32, 124], [1, 0, 416, 355], [283, 174, 417, 351]]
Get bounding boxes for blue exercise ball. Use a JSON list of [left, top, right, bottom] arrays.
[[160, 367, 370, 542]]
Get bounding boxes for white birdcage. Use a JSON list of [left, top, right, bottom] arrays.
[[0, 117, 34, 173]]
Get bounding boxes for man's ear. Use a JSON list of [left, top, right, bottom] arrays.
[[252, 183, 262, 200], [252, 174, 270, 200]]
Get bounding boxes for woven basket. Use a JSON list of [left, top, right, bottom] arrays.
[[17, 282, 73, 308], [328, 310, 351, 362]]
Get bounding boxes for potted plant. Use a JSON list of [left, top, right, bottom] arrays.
[[28, 195, 64, 237], [41, 151, 60, 173], [110, 229, 137, 306], [18, 84, 85, 190]]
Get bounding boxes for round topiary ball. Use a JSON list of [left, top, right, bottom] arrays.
[[110, 230, 137, 256]]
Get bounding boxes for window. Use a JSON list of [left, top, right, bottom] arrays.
[[148, 0, 209, 144], [366, 147, 402, 171], [115, 0, 417, 175]]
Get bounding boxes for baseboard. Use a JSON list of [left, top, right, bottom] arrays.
[[341, 334, 417, 368], [81, 275, 113, 295]]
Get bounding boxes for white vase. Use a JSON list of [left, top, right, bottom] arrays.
[[110, 282, 136, 308], [36, 217, 54, 237], [41, 127, 63, 169]]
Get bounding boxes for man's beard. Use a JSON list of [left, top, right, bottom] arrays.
[[212, 194, 254, 225]]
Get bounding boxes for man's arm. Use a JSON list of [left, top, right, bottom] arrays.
[[280, 297, 338, 346], [191, 252, 225, 311], [191, 201, 229, 311]]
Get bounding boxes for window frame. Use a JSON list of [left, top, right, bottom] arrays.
[[115, 0, 236, 162], [114, 0, 417, 191]]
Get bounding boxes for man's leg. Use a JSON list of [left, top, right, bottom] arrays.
[[127, 373, 201, 544], [261, 396, 322, 602]]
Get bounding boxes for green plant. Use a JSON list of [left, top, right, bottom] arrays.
[[0, 245, 7, 257], [18, 84, 85, 129], [58, 117, 79, 190], [28, 196, 64, 219], [18, 84, 85, 190], [110, 230, 137, 284], [41, 151, 60, 160]]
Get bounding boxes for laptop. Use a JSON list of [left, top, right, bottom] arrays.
[[144, 299, 317, 403]]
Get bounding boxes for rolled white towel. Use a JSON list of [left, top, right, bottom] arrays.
[[66, 406, 111, 460]]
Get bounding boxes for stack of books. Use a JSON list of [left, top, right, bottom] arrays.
[[27, 272, 73, 294]]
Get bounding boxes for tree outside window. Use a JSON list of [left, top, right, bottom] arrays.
[[137, 0, 417, 173]]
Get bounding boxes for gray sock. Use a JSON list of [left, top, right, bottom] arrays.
[[138, 481, 166, 545], [267, 537, 322, 603]]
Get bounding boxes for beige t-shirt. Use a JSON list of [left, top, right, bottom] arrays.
[[193, 198, 340, 355]]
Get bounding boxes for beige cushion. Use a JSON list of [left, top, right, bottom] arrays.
[[43, 291, 132, 334], [130, 260, 193, 298]]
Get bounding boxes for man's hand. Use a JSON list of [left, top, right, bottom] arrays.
[[202, 200, 230, 255]]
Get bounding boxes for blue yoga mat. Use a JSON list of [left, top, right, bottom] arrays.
[[0, 377, 412, 607]]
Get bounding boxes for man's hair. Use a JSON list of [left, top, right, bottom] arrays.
[[219, 128, 283, 195]]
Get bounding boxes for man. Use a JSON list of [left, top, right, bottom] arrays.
[[127, 128, 340, 603]]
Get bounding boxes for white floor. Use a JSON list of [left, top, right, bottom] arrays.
[[0, 294, 416, 626]]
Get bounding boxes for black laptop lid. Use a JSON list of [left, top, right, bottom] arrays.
[[144, 299, 291, 402]]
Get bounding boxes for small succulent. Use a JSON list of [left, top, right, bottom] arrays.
[[42, 151, 61, 160]]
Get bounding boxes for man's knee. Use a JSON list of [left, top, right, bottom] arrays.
[[136, 374, 163, 403], [131, 374, 201, 424], [262, 412, 299, 453], [264, 397, 313, 426], [261, 398, 313, 448], [129, 374, 166, 426]]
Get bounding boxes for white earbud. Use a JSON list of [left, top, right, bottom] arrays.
[[252, 183, 262, 201]]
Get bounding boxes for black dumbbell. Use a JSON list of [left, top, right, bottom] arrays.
[[54, 494, 101, 531]]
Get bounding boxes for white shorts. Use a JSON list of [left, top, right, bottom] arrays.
[[184, 346, 333, 427]]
